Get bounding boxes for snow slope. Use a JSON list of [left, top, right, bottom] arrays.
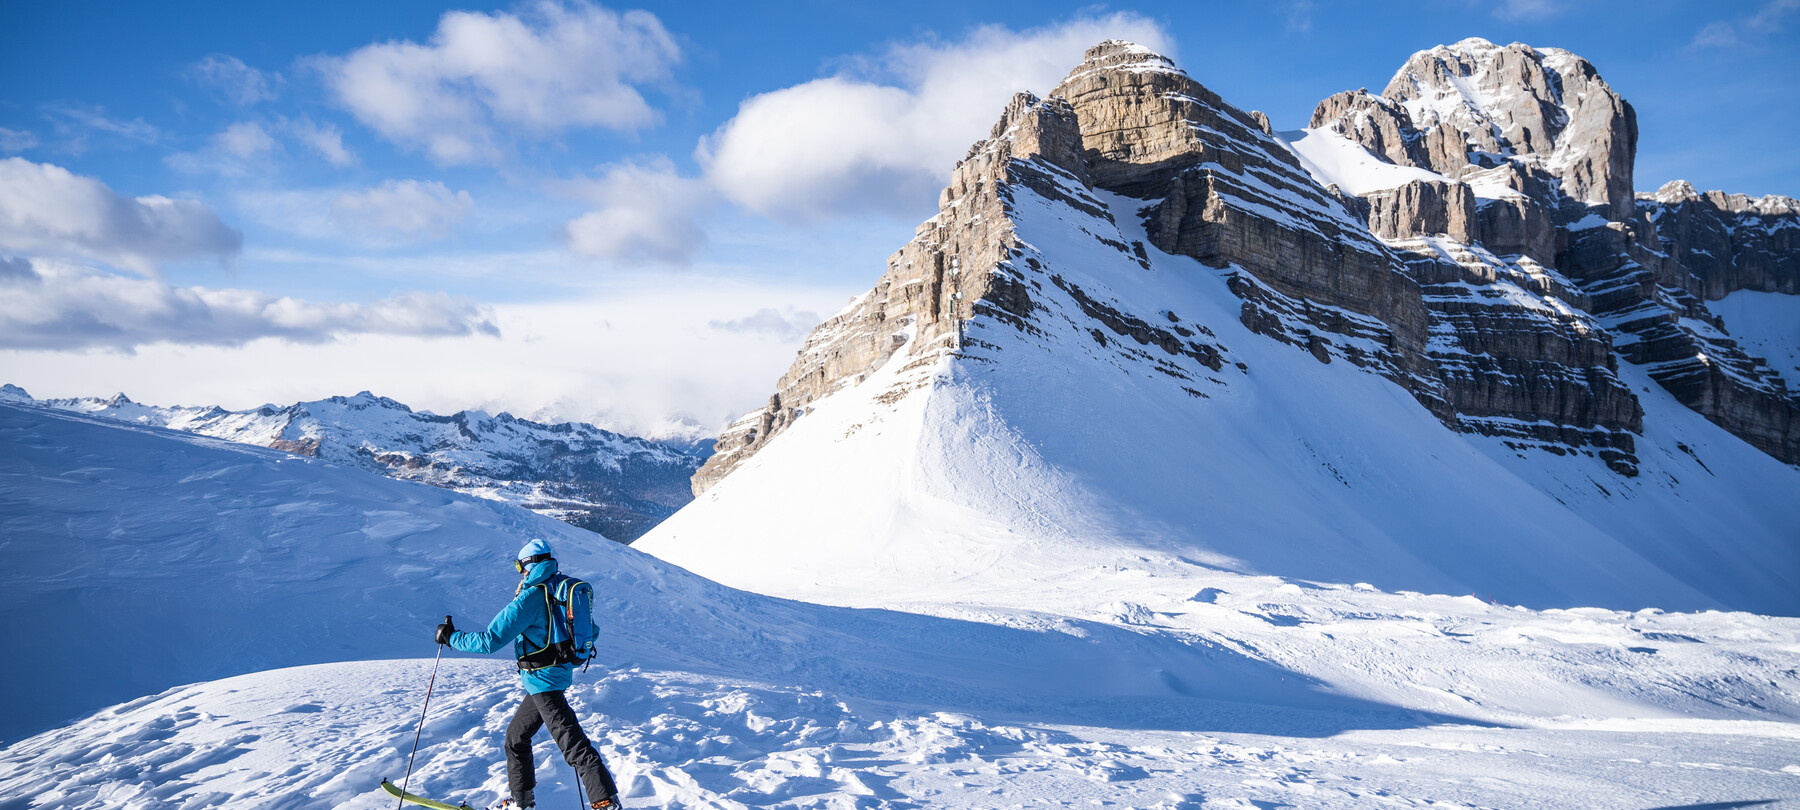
[[638, 181, 1800, 616], [6, 654, 1800, 810], [3, 398, 1800, 807], [1277, 128, 1445, 196], [1707, 289, 1800, 383]]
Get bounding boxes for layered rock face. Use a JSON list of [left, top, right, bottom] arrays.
[[1049, 44, 1446, 412], [1308, 38, 1800, 466], [1643, 181, 1800, 299]]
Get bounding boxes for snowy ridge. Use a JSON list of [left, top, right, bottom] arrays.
[[3, 386, 705, 541]]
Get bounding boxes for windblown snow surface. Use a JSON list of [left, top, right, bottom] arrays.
[[4, 180, 1800, 808]]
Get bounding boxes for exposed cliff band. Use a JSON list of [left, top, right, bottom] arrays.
[[1309, 37, 1799, 465]]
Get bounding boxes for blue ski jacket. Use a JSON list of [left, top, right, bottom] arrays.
[[447, 554, 574, 694]]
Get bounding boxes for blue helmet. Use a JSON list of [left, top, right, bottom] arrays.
[[518, 538, 553, 559]]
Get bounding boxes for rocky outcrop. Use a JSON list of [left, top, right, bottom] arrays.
[[1560, 216, 1800, 464], [1365, 180, 1477, 242], [1383, 38, 1638, 221], [1049, 42, 1447, 414], [1642, 180, 1800, 299], [1395, 238, 1642, 472], [1307, 37, 1800, 467], [1310, 90, 1433, 170]]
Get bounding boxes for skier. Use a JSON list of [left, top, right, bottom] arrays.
[[436, 538, 622, 809]]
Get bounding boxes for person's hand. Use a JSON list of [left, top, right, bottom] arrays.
[[435, 615, 455, 645]]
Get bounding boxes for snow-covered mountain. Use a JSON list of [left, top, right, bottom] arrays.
[[0, 384, 705, 542], [5, 36, 1800, 810], [5, 400, 1800, 808], [641, 40, 1800, 617]]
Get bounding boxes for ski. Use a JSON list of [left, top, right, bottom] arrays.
[[379, 778, 477, 810]]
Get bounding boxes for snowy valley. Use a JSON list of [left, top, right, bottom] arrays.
[[4, 35, 1800, 810]]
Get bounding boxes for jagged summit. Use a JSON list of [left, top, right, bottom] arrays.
[[1313, 36, 1640, 222], [1649, 178, 1800, 217], [1305, 37, 1799, 464], [1055, 38, 1187, 85], [646, 41, 1799, 616]]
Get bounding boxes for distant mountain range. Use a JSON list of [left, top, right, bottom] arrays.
[[0, 384, 707, 542]]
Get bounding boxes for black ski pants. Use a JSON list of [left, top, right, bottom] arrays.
[[505, 689, 618, 804]]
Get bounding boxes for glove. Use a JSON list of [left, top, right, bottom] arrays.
[[435, 615, 455, 645]]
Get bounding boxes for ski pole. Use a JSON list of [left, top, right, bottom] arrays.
[[398, 615, 450, 810]]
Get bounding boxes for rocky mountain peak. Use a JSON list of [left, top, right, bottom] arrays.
[[1379, 38, 1636, 221], [1302, 39, 1799, 466], [1652, 179, 1702, 204], [1064, 39, 1185, 79], [1049, 39, 1293, 198], [694, 40, 1471, 492]]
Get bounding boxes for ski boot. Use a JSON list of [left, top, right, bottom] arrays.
[[589, 797, 622, 809]]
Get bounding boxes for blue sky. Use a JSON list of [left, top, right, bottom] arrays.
[[2, 0, 1795, 436]]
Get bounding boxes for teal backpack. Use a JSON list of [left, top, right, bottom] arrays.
[[517, 573, 597, 671]]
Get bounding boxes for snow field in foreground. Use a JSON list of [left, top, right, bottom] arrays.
[[3, 659, 1798, 810], [5, 396, 1799, 808]]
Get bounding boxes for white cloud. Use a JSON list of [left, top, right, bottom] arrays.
[[286, 117, 355, 166], [171, 118, 358, 175], [0, 127, 37, 153], [0, 257, 498, 351], [1491, 0, 1560, 20], [167, 121, 280, 176], [1281, 1, 1317, 32], [1692, 0, 1800, 49], [44, 105, 161, 155], [319, 0, 680, 165], [697, 14, 1172, 221], [331, 180, 475, 242], [1690, 21, 1740, 48], [709, 307, 821, 342], [0, 157, 241, 274], [1748, 0, 1800, 30], [561, 156, 709, 264], [215, 121, 277, 159], [0, 276, 852, 439], [184, 54, 279, 106]]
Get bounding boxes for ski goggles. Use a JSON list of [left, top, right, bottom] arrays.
[[514, 553, 553, 573]]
